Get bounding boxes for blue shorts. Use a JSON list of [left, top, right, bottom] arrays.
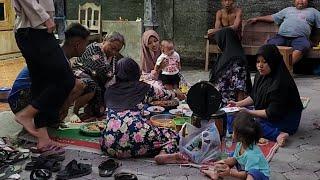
[[248, 169, 269, 180], [267, 34, 311, 53]]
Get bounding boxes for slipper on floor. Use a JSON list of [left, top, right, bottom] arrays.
[[25, 157, 61, 172], [30, 145, 65, 155], [98, 159, 120, 177], [31, 153, 65, 162], [56, 159, 92, 180], [0, 149, 8, 163], [0, 165, 22, 180], [5, 151, 30, 164], [30, 169, 52, 180], [114, 172, 138, 180]]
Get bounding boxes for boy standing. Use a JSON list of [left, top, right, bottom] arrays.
[[208, 0, 242, 39], [248, 0, 320, 64]]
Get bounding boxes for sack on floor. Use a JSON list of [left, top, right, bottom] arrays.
[[179, 122, 221, 164]]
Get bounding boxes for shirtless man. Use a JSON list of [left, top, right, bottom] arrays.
[[208, 0, 242, 38]]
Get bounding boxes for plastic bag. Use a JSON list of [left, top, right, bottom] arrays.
[[179, 122, 221, 164]]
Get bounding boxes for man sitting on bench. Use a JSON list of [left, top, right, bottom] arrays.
[[207, 0, 242, 39], [248, 0, 320, 64]]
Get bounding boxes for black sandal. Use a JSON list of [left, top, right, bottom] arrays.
[[25, 157, 61, 172], [98, 158, 120, 177], [30, 169, 52, 180], [56, 159, 92, 180], [31, 153, 65, 162], [114, 172, 138, 180]]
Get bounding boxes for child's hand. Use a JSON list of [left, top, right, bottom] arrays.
[[174, 89, 187, 100], [213, 160, 226, 165], [217, 164, 230, 177]]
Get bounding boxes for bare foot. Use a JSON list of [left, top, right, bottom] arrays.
[[155, 152, 189, 165], [15, 106, 39, 137], [276, 132, 289, 147], [200, 166, 219, 180]]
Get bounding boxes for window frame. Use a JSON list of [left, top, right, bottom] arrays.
[[0, 0, 14, 30]]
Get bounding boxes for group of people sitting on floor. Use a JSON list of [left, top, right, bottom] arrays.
[[9, 0, 311, 179]]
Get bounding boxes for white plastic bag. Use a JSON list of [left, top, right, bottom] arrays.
[[179, 122, 221, 164]]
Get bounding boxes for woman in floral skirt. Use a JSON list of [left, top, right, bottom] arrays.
[[100, 57, 188, 163]]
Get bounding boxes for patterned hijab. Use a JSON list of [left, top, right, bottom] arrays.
[[140, 30, 161, 73]]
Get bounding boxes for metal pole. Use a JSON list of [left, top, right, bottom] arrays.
[[54, 0, 66, 41], [144, 0, 158, 31]]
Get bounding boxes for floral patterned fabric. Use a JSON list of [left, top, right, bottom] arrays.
[[100, 86, 179, 158], [216, 62, 248, 106]]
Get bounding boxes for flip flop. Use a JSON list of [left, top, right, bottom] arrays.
[[5, 151, 30, 164], [114, 172, 138, 180], [25, 157, 61, 172], [0, 149, 8, 163], [0, 165, 22, 180], [31, 153, 65, 162], [98, 159, 120, 177], [30, 145, 65, 155], [56, 159, 92, 180], [30, 169, 52, 180]]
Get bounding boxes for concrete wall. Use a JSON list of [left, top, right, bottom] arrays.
[[66, 0, 320, 63]]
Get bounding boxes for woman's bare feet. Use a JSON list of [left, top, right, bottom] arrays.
[[155, 152, 189, 165], [15, 105, 39, 137], [200, 166, 219, 180], [276, 132, 289, 147]]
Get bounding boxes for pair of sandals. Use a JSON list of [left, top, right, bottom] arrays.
[[98, 159, 137, 179]]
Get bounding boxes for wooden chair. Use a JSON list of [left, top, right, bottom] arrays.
[[78, 2, 102, 42]]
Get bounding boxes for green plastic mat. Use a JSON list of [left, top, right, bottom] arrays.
[[48, 128, 99, 143]]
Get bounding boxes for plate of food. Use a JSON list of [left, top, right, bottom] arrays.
[[80, 121, 106, 137], [220, 107, 240, 113], [147, 106, 165, 115], [149, 100, 179, 110], [169, 109, 184, 116], [169, 109, 193, 117]]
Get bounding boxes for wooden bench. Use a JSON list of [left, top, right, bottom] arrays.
[[204, 20, 320, 73]]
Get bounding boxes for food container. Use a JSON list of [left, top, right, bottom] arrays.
[[173, 117, 191, 131], [147, 106, 165, 115], [150, 114, 174, 128], [149, 100, 179, 110], [0, 87, 11, 102]]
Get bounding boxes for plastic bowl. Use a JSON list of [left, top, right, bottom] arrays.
[[150, 114, 174, 128], [173, 117, 191, 131]]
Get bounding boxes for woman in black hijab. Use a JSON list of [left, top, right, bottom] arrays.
[[229, 44, 303, 147], [210, 28, 252, 106], [100, 57, 188, 163]]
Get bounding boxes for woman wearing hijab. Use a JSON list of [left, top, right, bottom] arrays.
[[141, 30, 161, 73], [229, 44, 303, 147], [101, 57, 188, 163], [209, 28, 252, 106]]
